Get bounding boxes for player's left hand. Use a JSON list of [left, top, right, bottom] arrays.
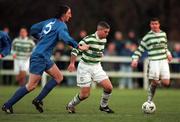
[[67, 63, 76, 72], [131, 59, 138, 68], [78, 44, 89, 51], [167, 54, 173, 62], [0, 54, 3, 59]]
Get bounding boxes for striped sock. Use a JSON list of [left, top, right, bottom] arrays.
[[68, 94, 82, 107], [147, 83, 157, 102], [100, 91, 111, 107]]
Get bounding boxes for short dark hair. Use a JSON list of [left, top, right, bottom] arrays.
[[97, 21, 110, 29], [55, 5, 70, 18], [150, 18, 160, 22]]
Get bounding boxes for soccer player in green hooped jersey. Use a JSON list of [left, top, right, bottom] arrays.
[[12, 27, 35, 86], [131, 18, 173, 103], [66, 21, 114, 113]]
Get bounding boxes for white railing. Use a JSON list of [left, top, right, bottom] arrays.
[[0, 56, 180, 89]]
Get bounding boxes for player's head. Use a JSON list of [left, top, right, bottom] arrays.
[[56, 5, 72, 22], [97, 21, 110, 39], [19, 27, 28, 39], [150, 18, 160, 32]]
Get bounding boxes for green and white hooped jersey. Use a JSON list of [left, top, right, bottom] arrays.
[[12, 37, 35, 59], [71, 33, 106, 64], [132, 30, 171, 61]]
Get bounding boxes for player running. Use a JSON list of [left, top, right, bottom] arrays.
[[2, 5, 89, 114], [131, 18, 172, 103], [66, 21, 114, 114]]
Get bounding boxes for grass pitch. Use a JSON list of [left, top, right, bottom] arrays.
[[0, 86, 180, 122]]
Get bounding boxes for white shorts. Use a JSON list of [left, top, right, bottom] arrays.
[[14, 59, 29, 73], [148, 59, 170, 80], [77, 60, 109, 87]]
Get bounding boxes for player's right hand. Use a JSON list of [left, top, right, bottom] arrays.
[[167, 54, 173, 62], [78, 44, 89, 51], [67, 63, 76, 72], [131, 59, 138, 68], [13, 54, 17, 59]]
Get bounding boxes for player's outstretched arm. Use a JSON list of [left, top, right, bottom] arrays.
[[67, 54, 76, 72], [58, 27, 89, 51], [78, 44, 89, 51]]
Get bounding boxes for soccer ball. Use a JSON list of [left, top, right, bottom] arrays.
[[142, 101, 156, 114]]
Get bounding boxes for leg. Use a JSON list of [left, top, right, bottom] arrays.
[[147, 60, 160, 102], [161, 79, 170, 87], [16, 73, 21, 85], [66, 61, 92, 113], [33, 64, 63, 104], [66, 87, 91, 113], [17, 71, 26, 86], [147, 79, 159, 102], [99, 79, 114, 113], [2, 73, 41, 114], [160, 59, 170, 87]]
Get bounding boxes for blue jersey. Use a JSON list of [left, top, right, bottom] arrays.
[[30, 18, 78, 59], [0, 31, 11, 57]]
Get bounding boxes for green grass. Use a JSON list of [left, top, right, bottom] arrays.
[[0, 86, 180, 122]]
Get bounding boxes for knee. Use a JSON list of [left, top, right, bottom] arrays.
[[55, 75, 63, 84], [80, 92, 90, 100], [162, 80, 170, 87], [104, 84, 113, 93], [26, 83, 37, 91]]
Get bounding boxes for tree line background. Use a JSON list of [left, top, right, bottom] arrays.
[[0, 0, 180, 41]]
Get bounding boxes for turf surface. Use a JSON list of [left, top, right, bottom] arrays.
[[0, 86, 180, 122]]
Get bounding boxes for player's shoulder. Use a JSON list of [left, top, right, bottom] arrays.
[[0, 31, 4, 35], [84, 34, 96, 40], [45, 18, 57, 23], [13, 37, 22, 42], [54, 19, 66, 27], [0, 31, 8, 37], [56, 21, 68, 32], [42, 18, 58, 27], [159, 30, 167, 36], [142, 31, 154, 41], [27, 37, 35, 43]]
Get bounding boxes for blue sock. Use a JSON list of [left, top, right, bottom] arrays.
[[4, 86, 29, 108], [35, 79, 57, 101]]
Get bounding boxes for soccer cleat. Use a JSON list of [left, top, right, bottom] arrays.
[[32, 99, 44, 113], [99, 106, 114, 113], [66, 104, 75, 113], [2, 105, 13, 114]]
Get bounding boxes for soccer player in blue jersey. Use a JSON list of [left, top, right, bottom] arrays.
[[0, 31, 11, 58], [2, 5, 89, 114]]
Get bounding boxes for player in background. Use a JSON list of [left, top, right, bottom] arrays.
[[66, 21, 114, 114], [0, 31, 11, 59], [131, 18, 173, 102], [2, 5, 89, 114], [12, 28, 35, 86]]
